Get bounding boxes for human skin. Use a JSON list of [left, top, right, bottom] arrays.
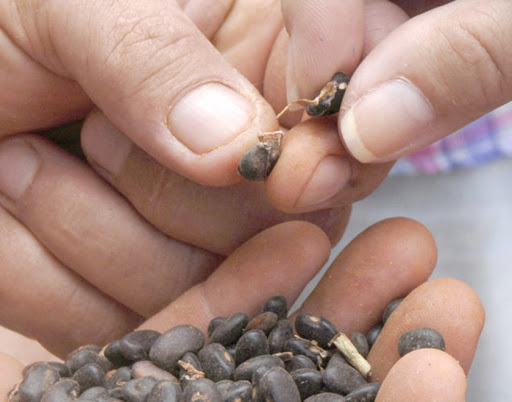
[[270, 0, 512, 211], [0, 218, 484, 401]]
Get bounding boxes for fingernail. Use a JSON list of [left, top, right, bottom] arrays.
[[168, 83, 254, 153], [295, 155, 351, 208], [341, 79, 435, 163], [82, 113, 132, 175], [0, 138, 40, 200]]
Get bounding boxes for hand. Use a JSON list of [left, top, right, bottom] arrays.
[[267, 0, 512, 211], [0, 0, 357, 356], [0, 218, 484, 401]]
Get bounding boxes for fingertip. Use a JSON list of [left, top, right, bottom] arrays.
[[376, 349, 466, 402], [0, 353, 24, 399]]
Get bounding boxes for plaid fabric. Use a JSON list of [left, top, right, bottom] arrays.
[[391, 101, 512, 175]]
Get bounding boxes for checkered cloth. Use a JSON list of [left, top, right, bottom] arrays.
[[391, 102, 512, 175]]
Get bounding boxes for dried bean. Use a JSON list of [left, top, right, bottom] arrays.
[[290, 368, 323, 400], [182, 378, 222, 402], [234, 355, 284, 381], [295, 314, 338, 348], [209, 312, 249, 346], [366, 324, 383, 349], [344, 383, 381, 402], [40, 378, 79, 401], [268, 320, 294, 354], [304, 393, 346, 401], [118, 377, 157, 402], [72, 363, 106, 392], [246, 312, 279, 334], [237, 133, 281, 181], [223, 380, 252, 402], [16, 363, 60, 402], [103, 341, 133, 369], [258, 366, 301, 402], [350, 332, 369, 358], [179, 352, 204, 387], [285, 354, 316, 372], [263, 296, 288, 320], [147, 380, 183, 402], [207, 317, 226, 338], [105, 367, 132, 388], [77, 386, 108, 399], [323, 354, 367, 395], [132, 360, 178, 381], [305, 72, 350, 116], [284, 337, 329, 366], [149, 325, 205, 371], [23, 362, 70, 379], [234, 329, 269, 365], [382, 298, 404, 323], [66, 346, 111, 374], [398, 327, 446, 356], [215, 379, 234, 395], [198, 343, 236, 382], [118, 330, 161, 361]]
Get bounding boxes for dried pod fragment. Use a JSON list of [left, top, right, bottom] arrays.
[[238, 131, 282, 181], [306, 72, 350, 116]]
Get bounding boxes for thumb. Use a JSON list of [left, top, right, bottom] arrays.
[[0, 0, 276, 185], [340, 0, 512, 163]]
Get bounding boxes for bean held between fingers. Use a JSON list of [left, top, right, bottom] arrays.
[[9, 295, 450, 401], [238, 73, 351, 181]]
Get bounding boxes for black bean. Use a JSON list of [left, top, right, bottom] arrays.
[[366, 324, 383, 349], [304, 393, 346, 401], [246, 312, 279, 334], [284, 337, 328, 366], [234, 355, 284, 381], [77, 386, 108, 399], [209, 312, 249, 346], [105, 366, 132, 388], [323, 353, 367, 395], [234, 329, 269, 366], [285, 354, 316, 372], [198, 343, 236, 382], [72, 363, 106, 392], [103, 341, 133, 369], [398, 327, 446, 356], [207, 317, 226, 338], [295, 314, 339, 348], [118, 330, 161, 362], [263, 296, 288, 320], [179, 352, 204, 387], [149, 325, 205, 371], [147, 380, 183, 402], [65, 346, 111, 374], [344, 383, 381, 402], [238, 136, 281, 182], [182, 378, 222, 402], [215, 379, 234, 396], [290, 368, 323, 400], [350, 332, 369, 358], [132, 360, 178, 381], [268, 320, 293, 354], [305, 72, 350, 116], [223, 380, 252, 402], [118, 377, 158, 402], [382, 298, 404, 323], [40, 378, 79, 401], [258, 366, 301, 402], [23, 362, 71, 379], [17, 363, 60, 402]]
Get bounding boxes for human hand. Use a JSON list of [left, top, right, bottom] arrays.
[[1, 218, 484, 400], [266, 0, 512, 211]]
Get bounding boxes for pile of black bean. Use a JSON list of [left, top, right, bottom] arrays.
[[9, 296, 446, 402]]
